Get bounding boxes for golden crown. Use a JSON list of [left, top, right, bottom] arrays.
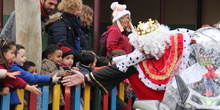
[[135, 19, 160, 35]]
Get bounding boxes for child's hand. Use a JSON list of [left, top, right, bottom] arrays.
[[25, 85, 42, 95], [64, 70, 75, 76], [6, 71, 20, 79], [61, 70, 85, 86], [52, 73, 61, 83], [63, 71, 70, 76], [24, 99, 27, 106], [0, 87, 10, 96], [82, 82, 86, 88]]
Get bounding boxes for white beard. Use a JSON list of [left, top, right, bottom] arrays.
[[129, 25, 172, 60]]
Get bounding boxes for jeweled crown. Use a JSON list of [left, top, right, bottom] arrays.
[[135, 19, 160, 35]]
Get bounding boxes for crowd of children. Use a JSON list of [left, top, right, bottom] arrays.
[[0, 34, 131, 107], [0, 34, 135, 109]]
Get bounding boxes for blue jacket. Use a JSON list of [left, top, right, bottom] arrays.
[[77, 63, 94, 86], [77, 63, 93, 75], [10, 63, 52, 105], [10, 63, 52, 84]]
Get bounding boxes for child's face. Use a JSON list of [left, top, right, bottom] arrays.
[[13, 49, 26, 66], [4, 45, 16, 63], [27, 66, 37, 74], [62, 54, 74, 68], [48, 50, 63, 65]]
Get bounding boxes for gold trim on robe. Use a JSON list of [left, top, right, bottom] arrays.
[[141, 34, 179, 80]]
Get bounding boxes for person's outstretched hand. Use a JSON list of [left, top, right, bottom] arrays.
[[7, 71, 20, 79], [25, 85, 42, 95], [61, 70, 84, 86], [0, 87, 10, 96], [52, 73, 61, 83]]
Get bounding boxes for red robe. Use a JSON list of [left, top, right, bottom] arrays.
[[128, 33, 184, 101]]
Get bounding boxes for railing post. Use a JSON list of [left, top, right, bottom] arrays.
[[64, 86, 71, 110], [92, 86, 101, 110], [36, 87, 42, 110], [83, 84, 91, 110], [118, 83, 125, 101], [53, 84, 61, 110], [73, 85, 81, 110], [110, 87, 117, 110], [15, 89, 24, 110], [127, 98, 132, 110], [0, 93, 10, 110], [28, 91, 37, 110], [42, 86, 49, 110], [102, 94, 109, 110]]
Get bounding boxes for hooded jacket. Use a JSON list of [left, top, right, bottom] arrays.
[[45, 12, 82, 62]]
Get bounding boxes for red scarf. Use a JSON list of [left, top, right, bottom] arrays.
[[40, 2, 50, 17]]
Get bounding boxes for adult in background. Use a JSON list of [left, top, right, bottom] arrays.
[[0, 0, 58, 42], [106, 2, 134, 56], [80, 5, 94, 51], [45, 0, 83, 63]]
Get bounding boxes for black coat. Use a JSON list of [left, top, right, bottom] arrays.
[[80, 26, 93, 51], [46, 12, 81, 61]]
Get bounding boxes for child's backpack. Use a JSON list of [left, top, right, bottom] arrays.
[[100, 31, 108, 56]]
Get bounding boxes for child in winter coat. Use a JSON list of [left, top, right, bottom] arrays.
[[23, 61, 38, 110], [41, 44, 71, 109], [76, 51, 97, 109], [77, 51, 97, 75], [58, 43, 78, 71], [58, 43, 82, 110]]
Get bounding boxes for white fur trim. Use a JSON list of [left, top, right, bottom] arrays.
[[111, 2, 119, 10], [170, 28, 194, 74], [112, 10, 131, 23], [110, 2, 131, 23], [135, 65, 167, 90]]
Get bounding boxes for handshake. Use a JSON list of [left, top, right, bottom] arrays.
[[52, 68, 79, 84]]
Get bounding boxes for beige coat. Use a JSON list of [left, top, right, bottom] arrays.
[[41, 59, 65, 106]]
